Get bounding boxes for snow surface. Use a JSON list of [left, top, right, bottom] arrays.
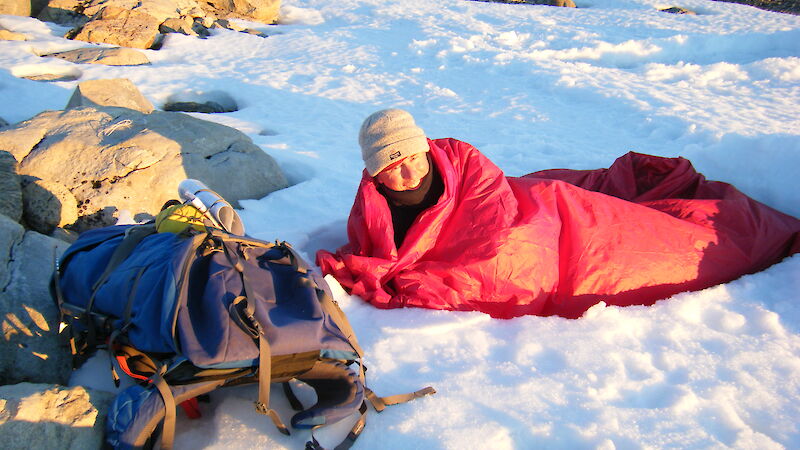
[[2, 0, 800, 448]]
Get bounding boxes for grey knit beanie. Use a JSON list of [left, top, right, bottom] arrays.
[[359, 109, 429, 176]]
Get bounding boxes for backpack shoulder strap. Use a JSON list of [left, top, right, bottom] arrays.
[[91, 224, 158, 292]]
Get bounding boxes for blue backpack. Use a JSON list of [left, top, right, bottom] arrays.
[[53, 222, 434, 449]]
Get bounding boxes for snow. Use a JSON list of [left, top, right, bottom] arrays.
[[3, 0, 800, 448]]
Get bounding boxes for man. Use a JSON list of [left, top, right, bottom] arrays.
[[317, 109, 800, 319]]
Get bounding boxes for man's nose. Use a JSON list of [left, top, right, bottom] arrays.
[[403, 163, 422, 179]]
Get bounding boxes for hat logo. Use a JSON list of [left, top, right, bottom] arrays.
[[389, 151, 402, 160]]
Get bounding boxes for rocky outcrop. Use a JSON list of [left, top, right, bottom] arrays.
[[0, 214, 72, 385], [0, 101, 288, 231], [66, 78, 155, 113], [40, 0, 281, 49], [41, 47, 151, 66], [0, 383, 113, 449]]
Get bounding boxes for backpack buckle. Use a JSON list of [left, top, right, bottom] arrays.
[[255, 402, 290, 435]]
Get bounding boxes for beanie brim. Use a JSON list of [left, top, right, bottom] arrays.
[[365, 135, 429, 176]]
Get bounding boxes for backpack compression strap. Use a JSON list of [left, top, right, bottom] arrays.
[[218, 236, 290, 435], [255, 331, 290, 435]]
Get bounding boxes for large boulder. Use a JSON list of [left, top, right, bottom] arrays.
[[0, 151, 23, 223], [0, 383, 113, 449], [0, 106, 289, 231], [66, 78, 155, 112], [0, 214, 72, 385]]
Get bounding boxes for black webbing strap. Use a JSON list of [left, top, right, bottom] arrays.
[[152, 366, 177, 450], [107, 265, 147, 387], [283, 382, 304, 411], [52, 248, 66, 328], [91, 224, 157, 292], [280, 241, 309, 273], [305, 401, 368, 450]]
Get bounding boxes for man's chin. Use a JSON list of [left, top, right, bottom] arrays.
[[403, 181, 423, 191]]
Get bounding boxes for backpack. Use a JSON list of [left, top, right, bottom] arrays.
[[52, 204, 434, 449]]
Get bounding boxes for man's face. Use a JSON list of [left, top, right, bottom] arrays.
[[375, 152, 430, 191]]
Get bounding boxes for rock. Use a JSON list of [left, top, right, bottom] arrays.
[[0, 383, 113, 449], [50, 227, 80, 243], [66, 78, 155, 113], [159, 16, 211, 38], [202, 0, 281, 24], [82, 0, 204, 24], [73, 7, 163, 49], [163, 101, 232, 113], [0, 106, 289, 231], [210, 18, 268, 37], [0, 214, 72, 385], [163, 89, 238, 113], [0, 25, 27, 41], [21, 177, 79, 235], [20, 71, 81, 82], [42, 47, 151, 66], [37, 0, 90, 26], [0, 152, 23, 223], [160, 16, 199, 36], [0, 0, 32, 17], [660, 6, 697, 14], [0, 117, 8, 129]]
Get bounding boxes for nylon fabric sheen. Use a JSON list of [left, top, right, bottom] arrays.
[[316, 139, 800, 319]]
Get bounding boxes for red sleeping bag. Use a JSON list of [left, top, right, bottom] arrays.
[[316, 139, 800, 319]]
